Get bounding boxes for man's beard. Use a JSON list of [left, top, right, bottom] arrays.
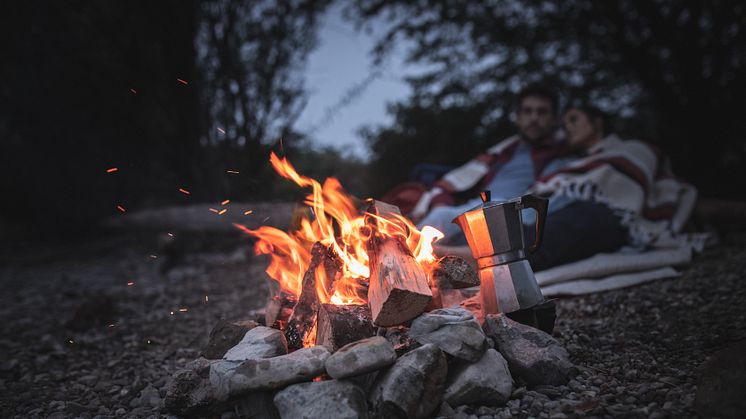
[[520, 126, 552, 145]]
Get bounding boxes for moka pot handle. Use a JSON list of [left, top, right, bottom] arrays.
[[520, 194, 548, 254]]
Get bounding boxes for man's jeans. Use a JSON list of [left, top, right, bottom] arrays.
[[524, 201, 628, 272]]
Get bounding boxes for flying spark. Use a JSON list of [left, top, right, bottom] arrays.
[[116, 205, 126, 213], [217, 127, 226, 134], [209, 208, 219, 213], [218, 209, 227, 215], [130, 88, 137, 94], [177, 78, 188, 85], [205, 295, 209, 302], [221, 199, 230, 205], [179, 308, 188, 312], [178, 188, 191, 195], [127, 281, 134, 286], [226, 170, 239, 174], [244, 210, 253, 215], [106, 167, 118, 173]]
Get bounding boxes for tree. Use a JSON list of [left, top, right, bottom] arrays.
[[197, 0, 332, 198], [352, 0, 746, 198]]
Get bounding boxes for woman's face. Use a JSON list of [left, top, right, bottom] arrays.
[[563, 108, 600, 150]]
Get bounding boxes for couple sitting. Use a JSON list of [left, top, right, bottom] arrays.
[[385, 83, 696, 272]]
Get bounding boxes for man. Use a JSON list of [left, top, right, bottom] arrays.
[[407, 83, 569, 243]]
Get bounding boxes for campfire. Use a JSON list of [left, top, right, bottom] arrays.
[[164, 153, 577, 419], [235, 152, 445, 349]]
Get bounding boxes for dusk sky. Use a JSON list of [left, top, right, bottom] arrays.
[[296, 4, 411, 159]]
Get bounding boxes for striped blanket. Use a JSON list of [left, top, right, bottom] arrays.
[[406, 135, 566, 219], [529, 134, 698, 248]]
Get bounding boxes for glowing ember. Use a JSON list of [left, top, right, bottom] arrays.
[[236, 152, 443, 310]]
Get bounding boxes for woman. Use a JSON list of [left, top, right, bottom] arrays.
[[522, 104, 629, 271], [525, 103, 697, 270]]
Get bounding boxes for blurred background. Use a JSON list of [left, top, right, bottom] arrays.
[[2, 0, 746, 234]]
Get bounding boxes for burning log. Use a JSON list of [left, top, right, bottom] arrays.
[[366, 237, 431, 327], [366, 200, 433, 327], [367, 199, 402, 219], [285, 242, 342, 349], [316, 303, 375, 352]]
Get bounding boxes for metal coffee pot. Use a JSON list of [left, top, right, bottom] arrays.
[[452, 191, 548, 316]]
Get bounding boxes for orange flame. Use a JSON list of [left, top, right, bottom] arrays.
[[237, 152, 443, 306]]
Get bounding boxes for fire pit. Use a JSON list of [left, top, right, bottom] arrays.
[[163, 153, 577, 418]]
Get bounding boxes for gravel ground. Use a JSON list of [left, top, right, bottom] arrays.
[[1, 206, 744, 418]]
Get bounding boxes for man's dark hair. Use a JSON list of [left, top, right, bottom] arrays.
[[515, 83, 559, 114]]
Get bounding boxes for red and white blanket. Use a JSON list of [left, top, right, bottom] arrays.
[[529, 134, 698, 248]]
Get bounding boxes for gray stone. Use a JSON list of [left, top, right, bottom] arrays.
[[234, 391, 280, 419], [369, 343, 447, 419], [342, 371, 379, 394], [223, 326, 288, 361], [212, 345, 330, 399], [408, 307, 487, 362], [209, 360, 242, 399], [164, 358, 224, 417], [483, 314, 576, 386], [203, 320, 260, 359], [444, 349, 513, 406], [326, 336, 396, 379], [274, 380, 368, 419]]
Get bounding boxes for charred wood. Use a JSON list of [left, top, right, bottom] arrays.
[[284, 242, 342, 349], [433, 255, 480, 289], [316, 303, 376, 352]]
